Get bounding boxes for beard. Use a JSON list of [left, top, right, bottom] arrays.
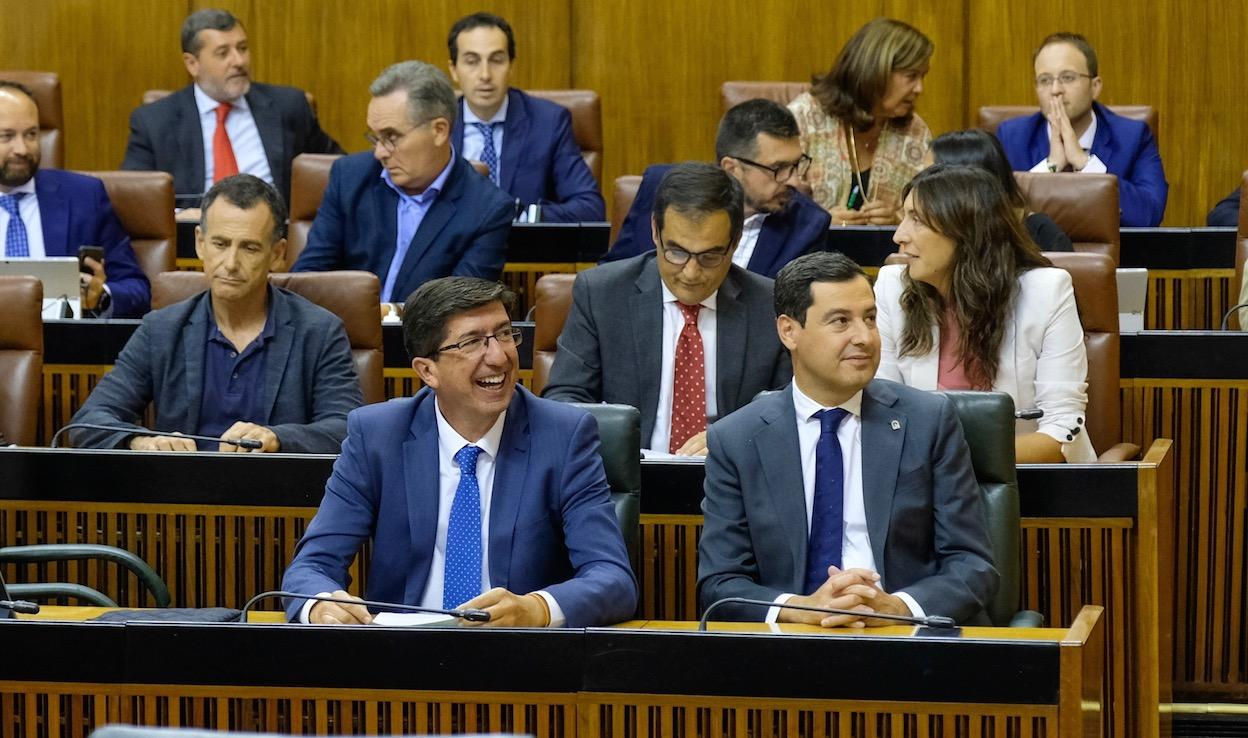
[[746, 186, 792, 215], [0, 153, 38, 188]]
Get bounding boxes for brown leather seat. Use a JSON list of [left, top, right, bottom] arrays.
[[143, 88, 318, 114], [720, 81, 811, 114], [528, 90, 604, 186], [1233, 174, 1248, 330], [977, 105, 1159, 140], [286, 153, 342, 270], [0, 275, 43, 446], [531, 273, 577, 395], [150, 270, 385, 404], [0, 71, 63, 168], [1014, 172, 1120, 263], [76, 171, 176, 284], [1045, 252, 1139, 462], [610, 175, 643, 245]]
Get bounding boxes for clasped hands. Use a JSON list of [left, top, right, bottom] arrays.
[[1044, 97, 1090, 171], [779, 565, 912, 628], [309, 587, 552, 627], [831, 200, 899, 227], [128, 421, 280, 453]]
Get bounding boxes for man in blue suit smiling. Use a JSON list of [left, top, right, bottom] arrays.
[[292, 62, 514, 304], [282, 277, 637, 626]]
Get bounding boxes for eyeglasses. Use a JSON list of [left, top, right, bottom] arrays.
[[433, 326, 523, 357], [364, 119, 435, 153], [733, 153, 813, 182], [658, 236, 730, 268], [1034, 72, 1094, 88]]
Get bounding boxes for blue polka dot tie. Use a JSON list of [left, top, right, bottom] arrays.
[[0, 193, 30, 257], [805, 408, 849, 594], [443, 444, 483, 610], [472, 122, 501, 186]]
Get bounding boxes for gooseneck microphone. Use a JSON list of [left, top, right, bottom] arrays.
[[239, 590, 492, 624], [698, 596, 957, 631], [49, 422, 264, 450], [1220, 302, 1248, 331], [0, 599, 40, 615]]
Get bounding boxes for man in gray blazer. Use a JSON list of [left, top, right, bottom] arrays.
[[698, 252, 997, 625], [70, 175, 362, 453], [542, 163, 791, 455]]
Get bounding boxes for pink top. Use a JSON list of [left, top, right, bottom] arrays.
[[936, 309, 978, 391]]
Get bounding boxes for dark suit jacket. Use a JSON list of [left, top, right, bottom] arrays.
[[996, 102, 1168, 227], [602, 164, 831, 279], [281, 385, 638, 626], [292, 153, 514, 302], [451, 88, 605, 223], [33, 169, 150, 318], [69, 286, 362, 453], [697, 381, 999, 624], [121, 82, 343, 204], [1207, 187, 1239, 226], [542, 253, 792, 444]]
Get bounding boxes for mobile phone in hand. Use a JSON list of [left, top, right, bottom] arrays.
[[78, 245, 104, 275]]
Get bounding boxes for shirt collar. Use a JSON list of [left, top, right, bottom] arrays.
[[380, 146, 457, 205], [203, 284, 277, 347], [1077, 109, 1098, 150], [791, 379, 863, 422], [434, 396, 506, 460], [194, 84, 249, 115], [742, 212, 767, 231], [3, 177, 36, 196], [461, 94, 509, 126], [659, 278, 718, 312]]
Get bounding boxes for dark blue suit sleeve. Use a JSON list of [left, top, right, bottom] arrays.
[[87, 179, 150, 318], [1116, 125, 1167, 227], [449, 193, 512, 280], [292, 159, 347, 272], [1208, 187, 1241, 227], [600, 169, 660, 263], [121, 106, 157, 171], [531, 108, 605, 222], [267, 319, 362, 453], [541, 271, 603, 403], [68, 318, 158, 448]]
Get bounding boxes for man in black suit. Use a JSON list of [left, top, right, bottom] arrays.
[[121, 8, 343, 204], [543, 163, 791, 456]]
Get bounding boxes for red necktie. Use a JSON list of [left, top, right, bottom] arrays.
[[213, 102, 239, 182], [669, 302, 707, 453]]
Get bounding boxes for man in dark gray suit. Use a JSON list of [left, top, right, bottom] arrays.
[[69, 175, 362, 453], [542, 163, 790, 456], [121, 8, 343, 204], [698, 252, 997, 625]]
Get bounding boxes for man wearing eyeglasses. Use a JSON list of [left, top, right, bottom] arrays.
[[603, 99, 830, 279], [544, 163, 791, 456], [995, 32, 1167, 226], [292, 61, 514, 304], [282, 276, 637, 627]]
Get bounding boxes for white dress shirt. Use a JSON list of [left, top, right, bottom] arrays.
[[195, 85, 274, 192], [0, 178, 45, 257], [767, 380, 924, 622], [300, 399, 564, 625], [1030, 110, 1107, 173], [460, 95, 509, 178], [732, 212, 767, 269], [648, 282, 719, 452]]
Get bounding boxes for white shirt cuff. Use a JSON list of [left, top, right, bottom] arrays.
[[894, 591, 925, 619], [766, 593, 796, 624], [297, 591, 335, 623], [536, 590, 565, 627], [1078, 154, 1107, 173]]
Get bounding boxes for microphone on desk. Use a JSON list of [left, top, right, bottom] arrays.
[[238, 590, 492, 624], [697, 596, 957, 631], [48, 422, 264, 450], [0, 599, 41, 615], [1220, 302, 1248, 331]]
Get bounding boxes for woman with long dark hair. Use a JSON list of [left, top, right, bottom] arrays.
[[874, 164, 1094, 463]]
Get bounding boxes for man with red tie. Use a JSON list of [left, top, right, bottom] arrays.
[[122, 8, 342, 205], [542, 163, 790, 456]]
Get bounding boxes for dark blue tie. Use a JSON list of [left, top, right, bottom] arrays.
[[443, 444, 483, 609], [804, 407, 849, 594], [472, 122, 501, 186], [0, 193, 29, 257]]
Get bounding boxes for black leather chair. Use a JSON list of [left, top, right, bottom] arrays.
[[570, 403, 641, 576], [939, 390, 1042, 628], [0, 544, 171, 608]]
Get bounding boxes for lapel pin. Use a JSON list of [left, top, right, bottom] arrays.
[[890, 420, 901, 431]]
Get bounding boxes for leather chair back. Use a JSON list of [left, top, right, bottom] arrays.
[[143, 89, 318, 115], [286, 153, 341, 270], [532, 273, 577, 395], [0, 276, 43, 447], [1233, 174, 1248, 330], [938, 391, 1020, 627], [569, 403, 641, 577], [1015, 172, 1120, 263], [720, 81, 811, 113], [0, 71, 63, 168], [151, 270, 384, 404], [77, 171, 176, 283], [977, 104, 1158, 140], [528, 90, 604, 186], [611, 175, 643, 245]]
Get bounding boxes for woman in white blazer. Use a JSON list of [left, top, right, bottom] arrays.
[[875, 165, 1095, 463]]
